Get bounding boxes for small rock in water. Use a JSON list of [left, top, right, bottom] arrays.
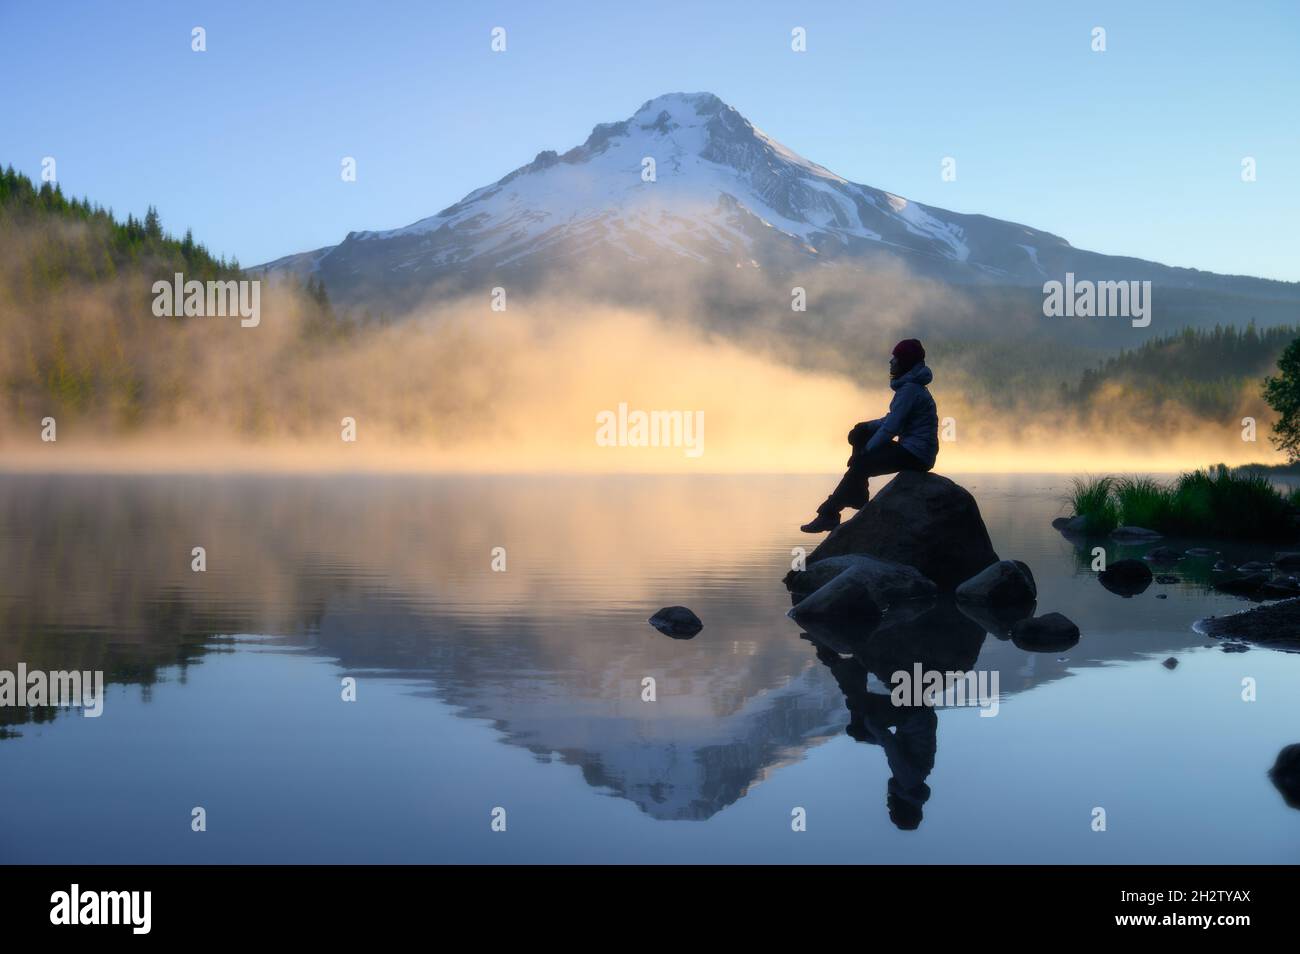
[[1061, 515, 1091, 535], [1155, 574, 1180, 584], [648, 606, 703, 639], [1155, 593, 1168, 599], [955, 559, 1037, 606], [1213, 561, 1235, 573], [1050, 516, 1071, 530], [1098, 558, 1152, 597], [1101, 558, 1153, 582], [1238, 561, 1275, 573], [1185, 547, 1218, 557], [1011, 612, 1080, 652], [1162, 657, 1178, 669]]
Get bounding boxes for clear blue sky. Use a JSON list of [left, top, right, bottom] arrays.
[[2, 0, 1296, 279]]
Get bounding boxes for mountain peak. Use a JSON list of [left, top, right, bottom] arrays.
[[264, 94, 1179, 302], [633, 91, 730, 122]]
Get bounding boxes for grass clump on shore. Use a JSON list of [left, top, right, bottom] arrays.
[[1067, 476, 1120, 535], [1067, 467, 1300, 541]]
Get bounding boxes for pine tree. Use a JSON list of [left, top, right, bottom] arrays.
[[1264, 338, 1300, 462]]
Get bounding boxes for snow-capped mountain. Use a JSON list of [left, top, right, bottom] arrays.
[[259, 92, 1298, 312]]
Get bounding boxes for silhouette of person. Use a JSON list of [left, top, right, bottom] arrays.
[[801, 338, 938, 533], [814, 644, 938, 831]]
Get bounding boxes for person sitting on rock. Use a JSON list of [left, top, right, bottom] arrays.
[[800, 338, 938, 533]]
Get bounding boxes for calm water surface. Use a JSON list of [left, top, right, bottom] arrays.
[[1, 473, 1298, 863]]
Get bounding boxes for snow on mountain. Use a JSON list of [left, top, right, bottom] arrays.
[[378, 92, 1004, 266], [256, 92, 1299, 311]]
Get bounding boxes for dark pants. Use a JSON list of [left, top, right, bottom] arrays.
[[818, 440, 929, 514]]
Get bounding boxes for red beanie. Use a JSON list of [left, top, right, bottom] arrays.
[[892, 338, 925, 371]]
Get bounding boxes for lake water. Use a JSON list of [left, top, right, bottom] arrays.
[[1, 472, 1298, 863]]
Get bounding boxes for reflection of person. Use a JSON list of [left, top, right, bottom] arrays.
[[801, 339, 938, 533], [815, 645, 938, 831]]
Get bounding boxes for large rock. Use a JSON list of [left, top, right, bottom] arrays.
[[785, 554, 937, 607], [808, 471, 999, 590], [955, 559, 1036, 606], [787, 564, 883, 622]]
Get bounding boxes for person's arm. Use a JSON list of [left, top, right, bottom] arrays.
[[848, 419, 882, 446], [863, 388, 916, 453]]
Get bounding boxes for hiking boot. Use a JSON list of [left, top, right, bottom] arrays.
[[800, 511, 841, 533]]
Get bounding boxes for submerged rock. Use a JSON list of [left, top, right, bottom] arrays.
[[956, 599, 1036, 639], [1214, 573, 1270, 597], [808, 471, 999, 591], [800, 599, 986, 688], [1011, 612, 1080, 652], [1057, 515, 1092, 535], [1270, 744, 1300, 809], [1144, 546, 1183, 564], [955, 559, 1037, 606], [784, 554, 937, 608], [648, 606, 703, 639], [1260, 580, 1300, 599], [1111, 526, 1162, 542]]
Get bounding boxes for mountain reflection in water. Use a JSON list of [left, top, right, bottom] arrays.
[[2, 473, 1299, 862]]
